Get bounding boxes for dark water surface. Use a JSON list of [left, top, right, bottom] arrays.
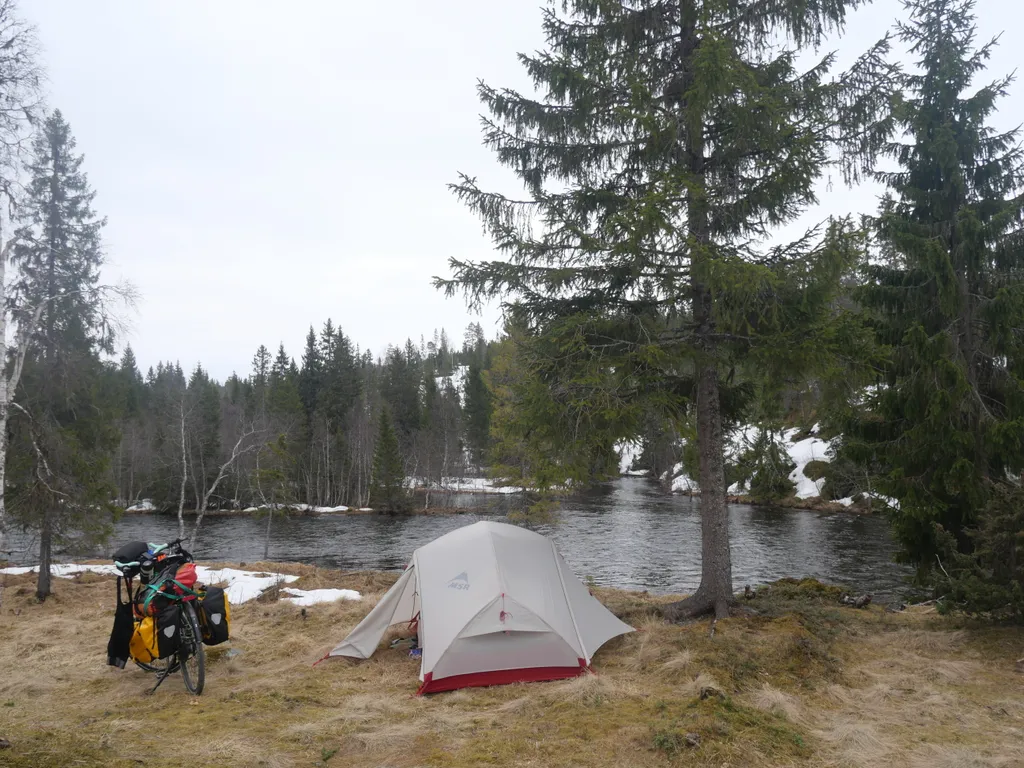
[[8, 478, 912, 598]]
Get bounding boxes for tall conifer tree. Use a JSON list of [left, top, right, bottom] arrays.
[[369, 408, 409, 513], [844, 0, 1024, 573], [439, 0, 893, 617], [9, 110, 116, 599]]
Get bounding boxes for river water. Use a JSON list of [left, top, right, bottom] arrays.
[[7, 478, 912, 598]]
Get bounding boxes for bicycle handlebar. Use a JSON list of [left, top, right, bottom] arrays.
[[115, 539, 193, 574]]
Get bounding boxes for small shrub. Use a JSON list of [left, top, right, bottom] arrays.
[[935, 482, 1024, 622], [321, 746, 338, 762], [651, 729, 686, 755], [802, 460, 829, 482]]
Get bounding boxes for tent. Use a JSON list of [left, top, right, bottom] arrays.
[[325, 520, 634, 694]]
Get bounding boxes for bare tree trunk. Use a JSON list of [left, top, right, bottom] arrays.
[[36, 508, 52, 600], [188, 424, 262, 549], [263, 502, 272, 560], [177, 402, 188, 540], [0, 235, 40, 573]]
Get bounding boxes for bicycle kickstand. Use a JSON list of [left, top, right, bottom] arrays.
[[148, 664, 174, 695]]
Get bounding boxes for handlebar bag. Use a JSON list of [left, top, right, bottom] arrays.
[[198, 586, 230, 646]]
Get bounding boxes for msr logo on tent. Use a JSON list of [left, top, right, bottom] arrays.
[[448, 572, 470, 591]]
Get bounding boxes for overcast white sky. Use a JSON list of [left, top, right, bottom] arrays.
[[22, 0, 1024, 381]]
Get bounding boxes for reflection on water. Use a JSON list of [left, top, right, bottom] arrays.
[[7, 478, 911, 598]]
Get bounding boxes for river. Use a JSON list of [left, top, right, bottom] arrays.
[[6, 478, 912, 598]]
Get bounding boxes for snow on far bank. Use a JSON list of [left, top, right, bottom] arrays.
[[125, 500, 156, 512], [435, 365, 469, 404], [0, 563, 301, 605], [667, 463, 699, 493], [616, 440, 647, 476], [406, 477, 524, 495], [786, 433, 831, 500], [287, 504, 350, 514], [281, 587, 361, 606], [651, 425, 836, 501]]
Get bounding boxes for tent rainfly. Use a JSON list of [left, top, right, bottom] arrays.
[[323, 521, 634, 694]]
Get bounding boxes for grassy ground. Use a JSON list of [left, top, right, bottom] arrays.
[[1, 567, 1021, 768]]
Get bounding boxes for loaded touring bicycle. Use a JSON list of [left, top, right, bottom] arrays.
[[107, 538, 230, 694]]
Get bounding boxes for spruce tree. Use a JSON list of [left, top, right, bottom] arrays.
[[250, 344, 271, 417], [843, 0, 1024, 574], [319, 327, 361, 426], [369, 408, 409, 513], [186, 364, 222, 507], [299, 326, 322, 416], [119, 345, 143, 417], [438, 0, 892, 617], [380, 342, 422, 448], [8, 110, 116, 599], [463, 361, 492, 467]]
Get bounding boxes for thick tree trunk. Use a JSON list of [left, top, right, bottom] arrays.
[[36, 509, 52, 600], [661, 0, 733, 622], [663, 361, 733, 620]]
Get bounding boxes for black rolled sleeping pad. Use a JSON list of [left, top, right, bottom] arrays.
[[112, 540, 149, 565]]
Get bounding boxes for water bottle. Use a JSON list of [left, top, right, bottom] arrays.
[[140, 551, 155, 583]]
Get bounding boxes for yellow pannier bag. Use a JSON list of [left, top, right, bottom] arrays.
[[129, 616, 158, 663], [129, 605, 181, 663]]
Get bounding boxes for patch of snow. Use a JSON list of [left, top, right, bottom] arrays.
[[673, 474, 698, 493], [616, 440, 645, 475], [126, 499, 156, 512], [243, 507, 259, 513], [280, 587, 361, 606], [0, 563, 300, 604], [407, 476, 524, 495], [787, 436, 832, 499], [783, 427, 803, 443], [310, 505, 349, 513], [358, 507, 373, 512], [435, 365, 470, 405], [663, 463, 699, 493], [195, 567, 300, 604], [836, 497, 855, 507], [866, 492, 900, 510]]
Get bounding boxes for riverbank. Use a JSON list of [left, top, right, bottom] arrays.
[[121, 487, 871, 519], [120, 503, 493, 518], [1, 566, 1020, 767]]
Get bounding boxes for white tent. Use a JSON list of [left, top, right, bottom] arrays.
[[326, 520, 634, 694]]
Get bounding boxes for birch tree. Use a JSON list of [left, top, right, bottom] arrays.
[[0, 0, 42, 578]]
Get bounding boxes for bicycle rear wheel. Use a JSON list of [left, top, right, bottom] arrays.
[[179, 602, 206, 695]]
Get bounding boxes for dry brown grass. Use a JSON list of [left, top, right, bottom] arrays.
[[1, 568, 1022, 768]]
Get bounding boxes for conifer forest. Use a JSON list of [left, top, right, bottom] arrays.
[[2, 0, 1023, 621]]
